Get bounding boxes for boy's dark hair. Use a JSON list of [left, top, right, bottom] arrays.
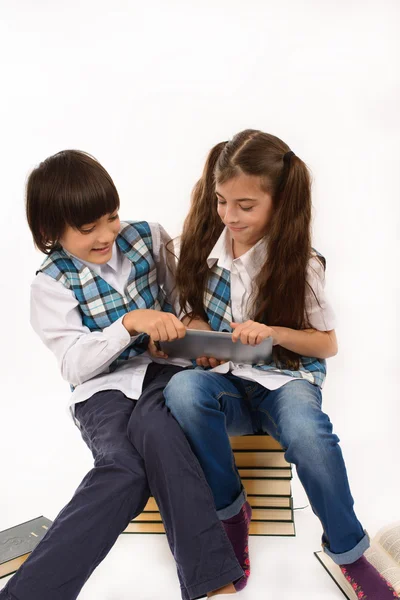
[[26, 150, 120, 254]]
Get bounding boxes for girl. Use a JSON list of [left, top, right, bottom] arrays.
[[0, 150, 244, 600], [162, 130, 399, 599]]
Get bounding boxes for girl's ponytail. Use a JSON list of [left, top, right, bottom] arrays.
[[177, 142, 226, 319], [253, 151, 313, 369]]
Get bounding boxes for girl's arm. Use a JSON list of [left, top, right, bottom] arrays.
[[231, 321, 338, 359], [181, 315, 212, 330], [272, 326, 338, 359]]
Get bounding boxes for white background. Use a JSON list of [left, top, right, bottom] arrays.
[[0, 1, 399, 598]]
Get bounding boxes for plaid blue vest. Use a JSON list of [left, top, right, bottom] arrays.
[[38, 221, 173, 372], [204, 253, 327, 388]]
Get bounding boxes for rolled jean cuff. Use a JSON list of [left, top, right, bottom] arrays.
[[216, 487, 247, 520], [322, 530, 370, 565]]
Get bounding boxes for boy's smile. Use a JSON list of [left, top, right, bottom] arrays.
[[59, 212, 120, 264]]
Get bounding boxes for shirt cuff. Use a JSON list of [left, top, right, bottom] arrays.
[[103, 316, 142, 349]]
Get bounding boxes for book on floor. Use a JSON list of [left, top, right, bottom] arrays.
[[0, 516, 52, 579], [315, 521, 400, 598]]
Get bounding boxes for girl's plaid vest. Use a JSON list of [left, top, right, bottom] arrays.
[[37, 221, 173, 373], [204, 252, 327, 388]]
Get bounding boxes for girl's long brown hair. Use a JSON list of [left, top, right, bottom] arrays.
[[177, 129, 323, 370]]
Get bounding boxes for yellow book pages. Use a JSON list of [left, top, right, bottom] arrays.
[[230, 436, 282, 451], [251, 508, 293, 521], [124, 521, 295, 536], [143, 495, 293, 512], [133, 513, 163, 522], [132, 507, 293, 524], [238, 468, 291, 479], [124, 522, 165, 534], [249, 521, 295, 536], [247, 495, 292, 508], [243, 478, 291, 496], [234, 451, 289, 468], [0, 553, 30, 579], [144, 497, 158, 511]]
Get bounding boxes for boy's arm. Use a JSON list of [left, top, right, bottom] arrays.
[[31, 273, 139, 387]]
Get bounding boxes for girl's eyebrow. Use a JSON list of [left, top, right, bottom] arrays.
[[216, 191, 258, 202]]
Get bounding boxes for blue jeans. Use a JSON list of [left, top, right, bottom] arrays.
[[164, 370, 369, 565]]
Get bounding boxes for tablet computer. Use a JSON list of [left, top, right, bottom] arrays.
[[159, 329, 273, 364]]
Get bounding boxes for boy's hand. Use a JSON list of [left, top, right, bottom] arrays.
[[123, 309, 187, 341], [147, 339, 169, 360], [231, 321, 279, 345]]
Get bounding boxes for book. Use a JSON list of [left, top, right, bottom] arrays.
[[315, 521, 400, 598], [123, 520, 295, 536], [242, 478, 291, 496], [0, 516, 52, 579], [133, 506, 293, 523], [246, 495, 293, 508], [234, 450, 289, 468], [230, 435, 282, 451], [142, 494, 293, 512], [238, 467, 291, 479]]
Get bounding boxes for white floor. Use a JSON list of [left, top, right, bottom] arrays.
[[1, 476, 348, 600]]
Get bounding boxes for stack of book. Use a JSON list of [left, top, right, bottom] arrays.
[[123, 434, 295, 536]]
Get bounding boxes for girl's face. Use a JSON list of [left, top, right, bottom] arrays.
[[59, 211, 120, 264], [216, 173, 273, 253]]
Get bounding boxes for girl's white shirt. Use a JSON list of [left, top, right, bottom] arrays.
[[203, 227, 336, 389], [30, 223, 191, 424]]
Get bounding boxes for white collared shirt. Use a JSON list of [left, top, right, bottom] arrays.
[[30, 223, 191, 423], [204, 227, 336, 389]]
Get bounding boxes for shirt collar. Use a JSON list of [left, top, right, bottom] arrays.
[[207, 226, 266, 279], [63, 241, 120, 275]]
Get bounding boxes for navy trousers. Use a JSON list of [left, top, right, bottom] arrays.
[[0, 364, 242, 600]]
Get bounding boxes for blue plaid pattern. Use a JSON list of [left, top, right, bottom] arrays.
[[204, 251, 327, 388], [38, 221, 173, 371]]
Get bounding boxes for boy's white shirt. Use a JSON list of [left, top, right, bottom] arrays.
[[30, 222, 191, 423], [201, 227, 336, 388]]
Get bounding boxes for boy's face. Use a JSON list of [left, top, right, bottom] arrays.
[[59, 212, 120, 264]]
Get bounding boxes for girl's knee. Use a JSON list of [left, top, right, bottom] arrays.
[[164, 370, 220, 418]]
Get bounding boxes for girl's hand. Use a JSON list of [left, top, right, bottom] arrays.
[[195, 356, 226, 368], [231, 321, 279, 346]]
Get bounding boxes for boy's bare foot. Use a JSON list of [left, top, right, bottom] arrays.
[[207, 582, 236, 596]]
